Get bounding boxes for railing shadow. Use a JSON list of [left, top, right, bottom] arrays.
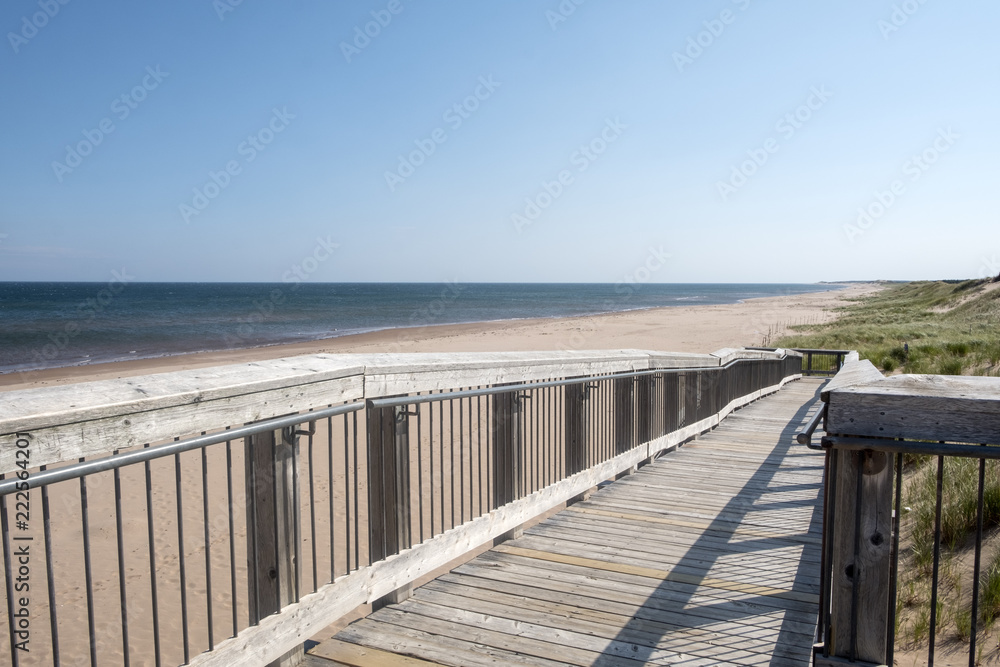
[[590, 380, 826, 666]]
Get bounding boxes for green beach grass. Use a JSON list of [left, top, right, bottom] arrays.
[[777, 278, 1000, 377]]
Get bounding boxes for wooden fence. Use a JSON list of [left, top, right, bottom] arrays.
[[0, 347, 803, 667]]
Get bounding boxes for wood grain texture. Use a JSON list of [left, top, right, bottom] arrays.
[[0, 371, 364, 473], [826, 373, 1000, 444], [1, 348, 794, 474], [827, 448, 892, 663], [820, 359, 884, 401], [311, 378, 827, 667]]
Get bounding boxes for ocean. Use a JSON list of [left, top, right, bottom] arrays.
[[0, 282, 840, 374]]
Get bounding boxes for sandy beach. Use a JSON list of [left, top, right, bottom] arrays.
[[2, 283, 878, 392]]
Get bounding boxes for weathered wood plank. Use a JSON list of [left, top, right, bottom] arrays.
[[0, 348, 796, 475], [459, 550, 818, 620], [338, 620, 572, 667], [820, 359, 883, 400], [826, 373, 1000, 444], [494, 543, 819, 604], [1, 370, 364, 473], [308, 638, 446, 666], [412, 582, 803, 661]]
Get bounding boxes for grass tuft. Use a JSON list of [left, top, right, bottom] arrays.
[[981, 550, 1000, 624]]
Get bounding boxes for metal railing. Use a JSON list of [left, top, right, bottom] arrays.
[[812, 360, 1000, 667], [1, 402, 365, 667], [793, 348, 851, 376], [1, 349, 802, 667]]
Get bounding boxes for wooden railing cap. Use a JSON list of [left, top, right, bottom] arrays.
[[0, 355, 366, 435], [821, 359, 883, 401]]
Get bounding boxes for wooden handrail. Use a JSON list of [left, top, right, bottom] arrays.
[[0, 348, 799, 476]]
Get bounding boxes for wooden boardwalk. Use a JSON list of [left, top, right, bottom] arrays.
[[308, 378, 827, 666]]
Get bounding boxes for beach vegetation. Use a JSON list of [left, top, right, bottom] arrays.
[[777, 279, 1000, 377]]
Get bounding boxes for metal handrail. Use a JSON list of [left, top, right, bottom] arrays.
[[0, 400, 363, 496], [796, 404, 826, 448], [822, 435, 1000, 456]]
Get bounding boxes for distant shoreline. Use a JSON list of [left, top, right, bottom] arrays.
[[1, 282, 845, 377], [1, 283, 876, 391]]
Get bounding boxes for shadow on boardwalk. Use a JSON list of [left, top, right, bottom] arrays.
[[590, 379, 825, 666], [311, 379, 827, 666]]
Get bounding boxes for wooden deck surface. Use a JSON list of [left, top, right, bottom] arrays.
[[308, 378, 827, 666]]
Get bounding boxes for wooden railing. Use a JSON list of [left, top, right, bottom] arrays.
[[0, 347, 803, 667], [814, 359, 1000, 666]]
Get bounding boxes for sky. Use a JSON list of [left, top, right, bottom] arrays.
[[0, 0, 997, 284]]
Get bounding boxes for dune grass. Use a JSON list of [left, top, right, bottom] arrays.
[[777, 278, 1000, 377]]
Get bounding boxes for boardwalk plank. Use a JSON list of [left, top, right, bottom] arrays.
[[310, 378, 827, 666]]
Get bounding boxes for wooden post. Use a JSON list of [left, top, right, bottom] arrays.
[[368, 403, 413, 610], [824, 446, 893, 665], [613, 377, 636, 478], [367, 403, 411, 564], [636, 375, 651, 444], [491, 391, 521, 508], [676, 374, 687, 429], [695, 371, 704, 421], [565, 382, 589, 476], [245, 426, 303, 666], [614, 377, 634, 456]]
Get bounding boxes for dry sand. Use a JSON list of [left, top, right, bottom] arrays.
[[2, 283, 879, 391]]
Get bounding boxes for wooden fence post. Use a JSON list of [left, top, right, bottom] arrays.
[[820, 447, 892, 666], [245, 427, 303, 666], [614, 377, 635, 456], [368, 403, 413, 609], [367, 403, 412, 564], [676, 373, 687, 429], [491, 390, 524, 545], [614, 377, 636, 477], [636, 375, 652, 457], [565, 382, 589, 476]]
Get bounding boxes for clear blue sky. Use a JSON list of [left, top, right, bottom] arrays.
[[1, 1, 997, 283]]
